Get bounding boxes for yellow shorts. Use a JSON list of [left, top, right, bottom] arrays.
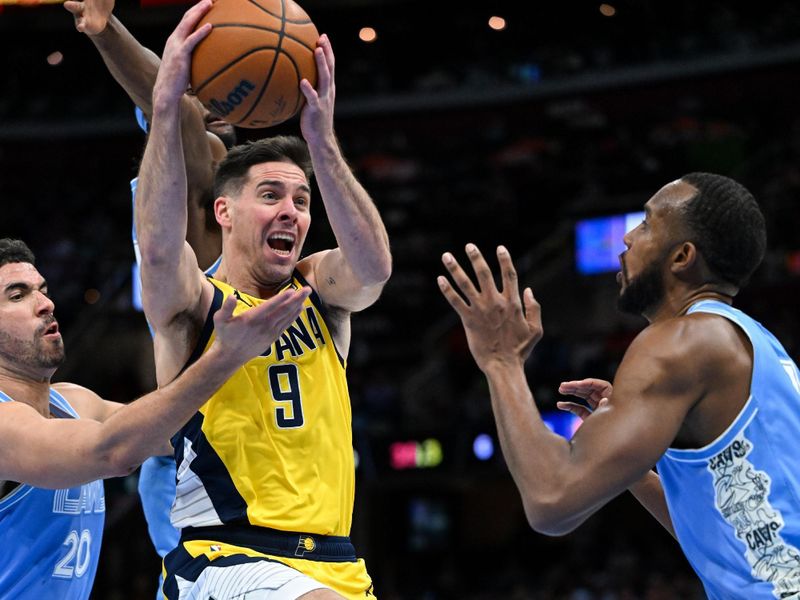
[[162, 526, 375, 600]]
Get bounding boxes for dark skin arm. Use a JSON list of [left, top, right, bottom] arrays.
[[557, 378, 676, 538], [437, 244, 734, 535], [65, 0, 220, 267]]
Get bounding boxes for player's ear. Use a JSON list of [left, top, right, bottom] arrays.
[[215, 196, 233, 228], [670, 241, 698, 275]]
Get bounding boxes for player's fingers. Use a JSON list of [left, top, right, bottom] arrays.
[[258, 287, 311, 323], [558, 382, 591, 399], [299, 78, 318, 105], [437, 276, 469, 317], [497, 246, 520, 302], [313, 46, 331, 94], [185, 22, 212, 51], [216, 293, 237, 322], [558, 379, 597, 398], [269, 290, 310, 331], [523, 287, 541, 330], [556, 401, 592, 421], [177, 0, 212, 35], [63, 1, 83, 16], [465, 243, 496, 293], [441, 252, 479, 300], [318, 33, 335, 82]]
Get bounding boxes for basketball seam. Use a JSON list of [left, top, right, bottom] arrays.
[[245, 0, 311, 25], [277, 46, 304, 119], [236, 0, 286, 125], [206, 23, 316, 53], [194, 46, 284, 95]]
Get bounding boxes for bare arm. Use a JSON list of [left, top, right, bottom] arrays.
[[65, 0, 216, 235], [0, 288, 309, 489], [439, 244, 697, 535], [135, 2, 214, 332], [558, 378, 676, 538], [299, 35, 391, 313]]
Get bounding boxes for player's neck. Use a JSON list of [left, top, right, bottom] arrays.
[[646, 287, 734, 323], [215, 259, 292, 299], [0, 370, 53, 417]]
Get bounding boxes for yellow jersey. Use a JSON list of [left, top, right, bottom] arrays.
[[170, 273, 355, 536]]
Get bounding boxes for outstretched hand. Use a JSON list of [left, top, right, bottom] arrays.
[[557, 378, 613, 420], [438, 244, 542, 373], [299, 34, 336, 147], [153, 0, 213, 109], [212, 287, 311, 367], [64, 0, 114, 36]]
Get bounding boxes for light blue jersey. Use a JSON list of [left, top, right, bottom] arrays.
[[657, 300, 800, 599], [0, 389, 106, 600]]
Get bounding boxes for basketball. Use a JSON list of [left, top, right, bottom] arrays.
[[190, 0, 319, 129]]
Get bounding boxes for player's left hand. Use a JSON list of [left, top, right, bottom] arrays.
[[153, 0, 213, 110], [438, 244, 542, 373], [557, 378, 613, 421], [64, 0, 114, 36], [299, 34, 336, 146]]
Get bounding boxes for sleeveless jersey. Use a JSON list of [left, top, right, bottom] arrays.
[[657, 300, 800, 599], [0, 389, 106, 600], [170, 275, 355, 536]]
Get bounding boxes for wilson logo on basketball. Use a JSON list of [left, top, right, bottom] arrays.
[[208, 79, 256, 117]]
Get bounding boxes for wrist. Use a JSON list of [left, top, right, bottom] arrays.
[[87, 13, 116, 39], [482, 356, 527, 378], [306, 133, 339, 161], [201, 343, 241, 375]]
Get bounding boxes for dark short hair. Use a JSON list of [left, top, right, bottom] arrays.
[[680, 172, 766, 288], [0, 238, 35, 269], [214, 136, 313, 199]]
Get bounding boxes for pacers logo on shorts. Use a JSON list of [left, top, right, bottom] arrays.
[[294, 535, 316, 557]]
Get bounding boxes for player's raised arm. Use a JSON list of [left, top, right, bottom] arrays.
[[65, 0, 158, 116], [136, 2, 214, 331], [298, 35, 392, 313], [438, 244, 698, 535], [65, 0, 218, 229], [0, 288, 309, 489]]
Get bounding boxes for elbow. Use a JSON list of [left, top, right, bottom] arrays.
[[137, 242, 170, 268], [373, 256, 392, 286], [102, 446, 142, 479], [520, 490, 579, 537], [357, 255, 392, 288]]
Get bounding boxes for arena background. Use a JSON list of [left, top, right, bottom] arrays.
[[2, 0, 800, 597]]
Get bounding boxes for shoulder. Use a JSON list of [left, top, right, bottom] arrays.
[[621, 312, 746, 393], [630, 312, 743, 361], [296, 252, 328, 292], [51, 382, 107, 421]]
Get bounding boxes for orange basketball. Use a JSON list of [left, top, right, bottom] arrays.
[[190, 0, 319, 129]]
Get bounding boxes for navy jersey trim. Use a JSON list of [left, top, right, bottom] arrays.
[[179, 282, 224, 375], [170, 412, 249, 523], [163, 545, 287, 600], [182, 524, 357, 562], [293, 269, 346, 368]]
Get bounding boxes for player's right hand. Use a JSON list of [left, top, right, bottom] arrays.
[[211, 288, 311, 366], [63, 0, 114, 36], [153, 0, 214, 110], [556, 378, 612, 420]]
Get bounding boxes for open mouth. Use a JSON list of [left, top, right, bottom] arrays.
[[42, 321, 60, 337], [267, 232, 296, 257]]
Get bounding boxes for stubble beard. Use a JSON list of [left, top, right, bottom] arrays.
[[0, 330, 65, 371], [617, 258, 666, 317]]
